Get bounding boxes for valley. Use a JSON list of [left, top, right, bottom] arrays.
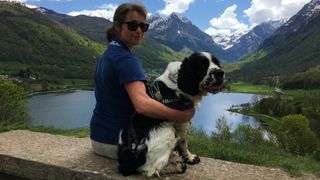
[[0, 1, 320, 177]]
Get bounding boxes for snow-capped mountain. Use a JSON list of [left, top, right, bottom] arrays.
[[212, 32, 247, 50], [21, 0, 319, 64], [211, 19, 286, 51], [222, 19, 286, 62], [149, 13, 192, 30], [148, 13, 164, 29], [285, 0, 320, 26], [29, 6, 112, 43], [147, 13, 224, 60], [210, 19, 286, 62], [228, 0, 320, 84], [262, 0, 320, 49]]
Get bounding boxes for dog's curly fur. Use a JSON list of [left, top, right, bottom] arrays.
[[118, 52, 224, 177]]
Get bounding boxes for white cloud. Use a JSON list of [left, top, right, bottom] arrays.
[[206, 0, 310, 36], [244, 0, 310, 27], [26, 4, 37, 8], [205, 4, 249, 36], [42, 0, 72, 1], [205, 27, 231, 36], [68, 3, 117, 21], [2, 0, 27, 2], [158, 0, 195, 16], [1, 0, 39, 8], [1, 0, 64, 2]]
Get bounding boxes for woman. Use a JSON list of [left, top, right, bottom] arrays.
[[90, 3, 195, 159]]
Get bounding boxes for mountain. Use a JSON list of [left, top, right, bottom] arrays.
[[148, 13, 224, 61], [0, 2, 104, 83], [38, 7, 192, 73], [0, 2, 189, 82], [228, 0, 320, 88], [147, 12, 287, 63], [34, 7, 112, 44], [5, 0, 318, 89], [212, 32, 246, 50], [213, 20, 285, 63], [262, 0, 320, 50]]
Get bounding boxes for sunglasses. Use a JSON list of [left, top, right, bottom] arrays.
[[123, 21, 149, 32]]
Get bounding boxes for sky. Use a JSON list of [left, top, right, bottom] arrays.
[[4, 0, 311, 37]]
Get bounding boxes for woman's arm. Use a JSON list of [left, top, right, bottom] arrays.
[[124, 81, 195, 123]]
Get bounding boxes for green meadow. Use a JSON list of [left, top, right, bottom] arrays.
[[228, 82, 274, 94]]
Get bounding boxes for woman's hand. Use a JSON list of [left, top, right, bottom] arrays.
[[177, 108, 196, 123], [125, 81, 195, 123]]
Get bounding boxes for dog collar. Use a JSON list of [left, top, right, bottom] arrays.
[[147, 81, 193, 110]]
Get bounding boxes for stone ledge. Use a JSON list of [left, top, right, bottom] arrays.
[[0, 130, 318, 180]]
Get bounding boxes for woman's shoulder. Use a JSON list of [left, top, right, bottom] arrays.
[[107, 46, 137, 62], [107, 50, 133, 62]]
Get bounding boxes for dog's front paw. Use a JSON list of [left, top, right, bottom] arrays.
[[160, 162, 187, 175], [179, 162, 187, 173], [183, 154, 200, 165]]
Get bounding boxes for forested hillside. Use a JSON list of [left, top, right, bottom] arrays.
[[0, 2, 191, 91], [41, 7, 189, 74], [0, 2, 104, 84], [227, 23, 320, 88], [227, 0, 320, 89]]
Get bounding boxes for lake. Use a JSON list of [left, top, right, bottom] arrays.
[[27, 90, 261, 135]]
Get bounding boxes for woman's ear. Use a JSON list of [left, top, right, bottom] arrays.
[[114, 21, 122, 32]]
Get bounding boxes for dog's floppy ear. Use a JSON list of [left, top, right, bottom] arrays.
[[177, 53, 209, 96], [211, 54, 221, 68]]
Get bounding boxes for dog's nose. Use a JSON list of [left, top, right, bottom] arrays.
[[210, 69, 224, 79]]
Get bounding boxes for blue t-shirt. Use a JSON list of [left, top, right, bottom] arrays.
[[90, 37, 146, 145]]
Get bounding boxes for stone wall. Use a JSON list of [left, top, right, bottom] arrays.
[[0, 130, 317, 180]]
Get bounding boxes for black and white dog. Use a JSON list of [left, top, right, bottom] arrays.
[[118, 52, 224, 177]]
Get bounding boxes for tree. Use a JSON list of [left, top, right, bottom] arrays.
[[211, 117, 232, 143], [0, 77, 28, 123], [233, 124, 264, 145], [273, 114, 319, 155]]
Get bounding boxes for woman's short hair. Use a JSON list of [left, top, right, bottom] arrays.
[[106, 3, 147, 42]]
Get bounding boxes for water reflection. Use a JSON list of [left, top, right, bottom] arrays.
[[28, 91, 261, 135], [192, 93, 261, 135], [28, 90, 95, 129]]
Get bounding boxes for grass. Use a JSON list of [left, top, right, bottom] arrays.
[[223, 50, 269, 73], [0, 122, 89, 138], [24, 78, 94, 96], [0, 61, 28, 73], [284, 88, 320, 96], [228, 82, 320, 96], [228, 108, 277, 125], [228, 82, 273, 94], [63, 78, 94, 90], [188, 130, 320, 177]]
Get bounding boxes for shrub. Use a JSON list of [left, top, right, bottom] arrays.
[[314, 147, 320, 161], [273, 114, 319, 155], [0, 77, 28, 123], [211, 117, 232, 143], [233, 124, 265, 145]]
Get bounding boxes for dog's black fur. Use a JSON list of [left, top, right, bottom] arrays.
[[118, 52, 224, 177], [118, 81, 193, 176]]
